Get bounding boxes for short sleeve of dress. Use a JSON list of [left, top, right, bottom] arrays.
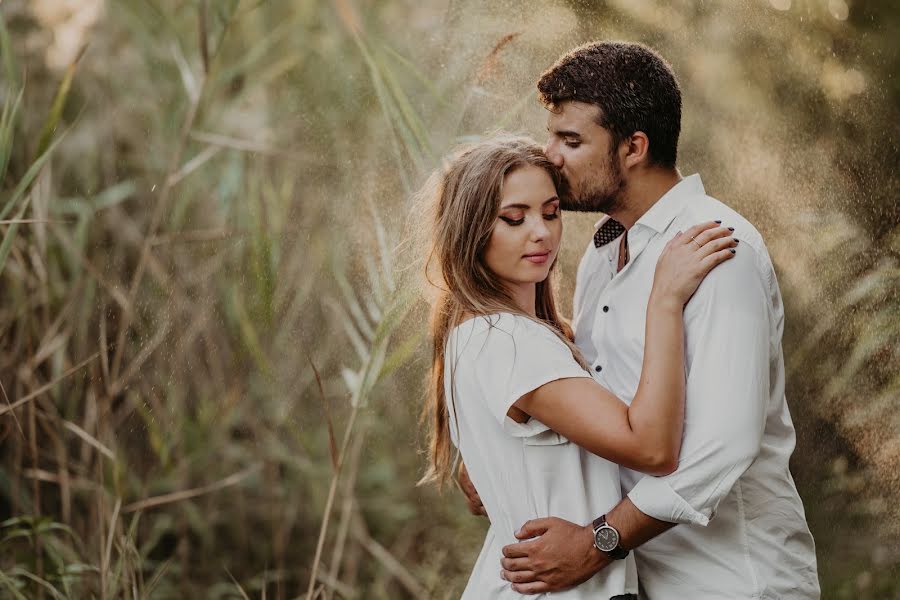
[[448, 313, 593, 437]]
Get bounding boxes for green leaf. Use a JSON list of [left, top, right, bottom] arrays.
[[0, 132, 65, 222], [35, 49, 83, 160], [0, 203, 26, 276], [0, 87, 23, 185], [0, 11, 19, 91]]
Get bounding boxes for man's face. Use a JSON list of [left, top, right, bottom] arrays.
[[544, 101, 625, 214]]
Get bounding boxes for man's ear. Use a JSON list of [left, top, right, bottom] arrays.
[[623, 132, 650, 169]]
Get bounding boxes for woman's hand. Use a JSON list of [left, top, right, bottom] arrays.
[[651, 221, 737, 307]]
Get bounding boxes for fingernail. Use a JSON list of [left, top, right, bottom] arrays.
[[734, 238, 740, 244], [500, 570, 507, 581], [728, 227, 735, 232], [730, 249, 736, 254], [714, 220, 722, 224]]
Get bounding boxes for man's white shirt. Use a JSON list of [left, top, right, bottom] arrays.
[[572, 175, 820, 599]]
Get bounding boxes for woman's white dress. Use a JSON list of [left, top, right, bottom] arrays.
[[446, 313, 638, 599]]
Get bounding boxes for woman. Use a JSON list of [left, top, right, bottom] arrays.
[[419, 135, 736, 598]]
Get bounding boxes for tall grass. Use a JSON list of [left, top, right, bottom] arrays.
[[0, 0, 897, 598]]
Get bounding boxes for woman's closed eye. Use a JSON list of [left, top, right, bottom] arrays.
[[499, 215, 525, 226], [499, 207, 559, 226]]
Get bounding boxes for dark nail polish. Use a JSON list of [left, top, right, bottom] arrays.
[[730, 248, 736, 254], [715, 220, 722, 224], [734, 238, 740, 244], [728, 227, 735, 232]]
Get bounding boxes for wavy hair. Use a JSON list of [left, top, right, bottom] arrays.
[[418, 134, 587, 487]]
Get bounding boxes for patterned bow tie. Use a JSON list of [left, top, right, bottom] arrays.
[[593, 218, 626, 248]]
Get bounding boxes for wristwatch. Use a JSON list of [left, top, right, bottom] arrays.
[[592, 515, 630, 560]]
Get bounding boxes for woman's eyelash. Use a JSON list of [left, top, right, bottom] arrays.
[[499, 211, 558, 225]]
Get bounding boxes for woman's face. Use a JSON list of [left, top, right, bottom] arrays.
[[483, 164, 562, 292]]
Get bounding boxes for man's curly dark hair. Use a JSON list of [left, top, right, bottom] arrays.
[[537, 41, 682, 168]]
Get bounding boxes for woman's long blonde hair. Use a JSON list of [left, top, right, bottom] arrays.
[[419, 134, 587, 487]]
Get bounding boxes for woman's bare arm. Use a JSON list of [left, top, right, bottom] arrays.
[[515, 221, 737, 474]]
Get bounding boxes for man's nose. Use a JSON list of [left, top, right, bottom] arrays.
[[544, 141, 564, 168]]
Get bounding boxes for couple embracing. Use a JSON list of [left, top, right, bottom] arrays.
[[417, 41, 820, 599]]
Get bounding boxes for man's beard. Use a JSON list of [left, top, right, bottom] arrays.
[[559, 157, 626, 215]]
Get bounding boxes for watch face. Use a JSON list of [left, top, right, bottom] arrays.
[[594, 525, 619, 552]]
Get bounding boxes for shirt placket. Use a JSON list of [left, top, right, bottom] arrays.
[[591, 259, 624, 380], [590, 226, 656, 383]]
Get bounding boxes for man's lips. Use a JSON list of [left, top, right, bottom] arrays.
[[523, 251, 551, 264]]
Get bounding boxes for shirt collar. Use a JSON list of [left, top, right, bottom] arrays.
[[633, 174, 705, 234], [592, 174, 705, 234]]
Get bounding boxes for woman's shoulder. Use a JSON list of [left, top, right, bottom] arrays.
[[448, 312, 568, 364], [451, 312, 555, 340]]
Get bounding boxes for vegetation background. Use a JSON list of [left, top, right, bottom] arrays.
[[0, 0, 897, 598]]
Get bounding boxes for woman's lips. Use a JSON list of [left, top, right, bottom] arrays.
[[523, 251, 551, 264]]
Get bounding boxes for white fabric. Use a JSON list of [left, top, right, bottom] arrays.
[[572, 174, 820, 599], [447, 313, 638, 599]]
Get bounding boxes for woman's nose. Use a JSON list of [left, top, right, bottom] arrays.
[[530, 217, 550, 241]]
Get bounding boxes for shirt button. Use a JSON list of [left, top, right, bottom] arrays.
[[594, 365, 603, 372], [602, 305, 609, 312]]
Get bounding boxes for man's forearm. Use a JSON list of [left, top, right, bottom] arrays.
[[607, 496, 675, 550]]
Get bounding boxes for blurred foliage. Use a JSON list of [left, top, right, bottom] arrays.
[[0, 0, 897, 598]]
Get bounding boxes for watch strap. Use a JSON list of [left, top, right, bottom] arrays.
[[592, 514, 630, 560]]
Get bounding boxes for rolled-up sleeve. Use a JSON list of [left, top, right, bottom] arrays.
[[628, 246, 771, 525]]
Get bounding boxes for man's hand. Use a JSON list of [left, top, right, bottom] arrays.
[[500, 517, 610, 593], [457, 462, 486, 517]]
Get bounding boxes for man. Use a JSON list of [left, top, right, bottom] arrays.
[[460, 41, 820, 598]]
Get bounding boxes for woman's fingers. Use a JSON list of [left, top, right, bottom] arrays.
[[692, 225, 733, 248], [700, 247, 738, 273], [697, 234, 737, 259], [680, 221, 721, 245]]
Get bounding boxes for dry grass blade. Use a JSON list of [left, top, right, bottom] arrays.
[[305, 403, 361, 600], [102, 498, 121, 580], [199, 0, 210, 75], [149, 227, 238, 246], [122, 463, 260, 513], [62, 421, 116, 462], [166, 144, 222, 186], [143, 558, 172, 597], [0, 353, 99, 417], [224, 566, 251, 600], [50, 223, 132, 311], [189, 130, 300, 157], [475, 32, 521, 84], [22, 468, 98, 492], [332, 0, 363, 36], [314, 571, 358, 599], [352, 526, 427, 599], [7, 568, 65, 600], [0, 219, 67, 225], [308, 355, 338, 472], [0, 374, 23, 437], [108, 314, 172, 398]]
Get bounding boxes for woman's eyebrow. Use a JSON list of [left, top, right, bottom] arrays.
[[500, 197, 559, 210]]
